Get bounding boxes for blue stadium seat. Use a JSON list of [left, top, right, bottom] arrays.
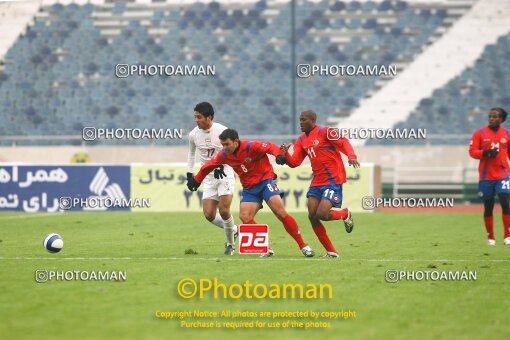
[[369, 34, 510, 145], [208, 1, 220, 12], [112, 3, 126, 15], [348, 1, 362, 11], [0, 0, 472, 143], [378, 0, 392, 11], [255, 1, 267, 12]]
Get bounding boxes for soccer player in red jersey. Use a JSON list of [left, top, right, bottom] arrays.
[[469, 107, 510, 246], [187, 128, 315, 258], [278, 110, 360, 258]]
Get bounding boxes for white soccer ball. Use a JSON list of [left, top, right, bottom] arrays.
[[43, 233, 64, 253]]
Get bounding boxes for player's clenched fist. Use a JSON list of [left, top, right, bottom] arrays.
[[275, 155, 287, 165], [483, 149, 498, 158], [186, 173, 200, 191]]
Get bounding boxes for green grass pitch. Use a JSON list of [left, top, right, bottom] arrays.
[[0, 211, 509, 339]]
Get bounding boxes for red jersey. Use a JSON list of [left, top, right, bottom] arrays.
[[469, 126, 510, 181], [286, 125, 357, 186], [195, 140, 283, 189]]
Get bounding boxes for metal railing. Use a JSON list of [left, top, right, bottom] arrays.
[[382, 166, 479, 201]]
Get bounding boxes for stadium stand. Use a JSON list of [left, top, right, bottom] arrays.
[[0, 0, 476, 145], [340, 0, 510, 144], [296, 0, 461, 120], [371, 33, 510, 145]]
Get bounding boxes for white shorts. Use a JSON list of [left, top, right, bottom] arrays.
[[202, 175, 235, 201]]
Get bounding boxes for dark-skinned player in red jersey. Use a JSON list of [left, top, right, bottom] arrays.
[[469, 107, 510, 246], [277, 110, 360, 258], [186, 128, 315, 258]]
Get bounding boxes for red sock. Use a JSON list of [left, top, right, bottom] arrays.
[[282, 215, 307, 249], [330, 209, 348, 221], [484, 216, 494, 240], [312, 223, 337, 253], [502, 215, 510, 239]]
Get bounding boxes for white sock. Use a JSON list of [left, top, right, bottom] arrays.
[[223, 215, 236, 245], [223, 214, 235, 228], [210, 212, 224, 229]]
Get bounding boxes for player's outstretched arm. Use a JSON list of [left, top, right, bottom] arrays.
[[469, 131, 484, 159], [332, 137, 358, 160], [251, 141, 291, 165], [329, 136, 360, 168], [254, 141, 284, 157], [195, 152, 225, 184], [283, 139, 307, 168]]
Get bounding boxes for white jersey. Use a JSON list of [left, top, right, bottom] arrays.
[[187, 122, 234, 179]]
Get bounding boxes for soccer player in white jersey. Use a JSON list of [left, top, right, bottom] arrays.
[[187, 102, 238, 255]]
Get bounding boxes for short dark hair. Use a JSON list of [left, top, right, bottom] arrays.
[[194, 102, 214, 119], [219, 128, 239, 141], [491, 107, 508, 122], [301, 110, 317, 121]]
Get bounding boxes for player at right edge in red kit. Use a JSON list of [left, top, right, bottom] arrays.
[[277, 110, 360, 258], [469, 107, 510, 246]]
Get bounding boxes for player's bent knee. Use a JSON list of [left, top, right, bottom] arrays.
[[309, 215, 321, 225], [239, 216, 251, 224], [202, 202, 218, 222], [239, 212, 252, 223], [218, 208, 230, 220], [204, 212, 216, 222], [316, 212, 328, 221]]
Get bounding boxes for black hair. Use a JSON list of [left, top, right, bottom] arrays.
[[194, 102, 214, 119], [490, 107, 508, 122], [219, 128, 239, 141], [301, 109, 317, 121]]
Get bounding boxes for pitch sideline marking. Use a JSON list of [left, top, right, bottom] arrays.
[[0, 214, 62, 220], [0, 257, 509, 262]]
